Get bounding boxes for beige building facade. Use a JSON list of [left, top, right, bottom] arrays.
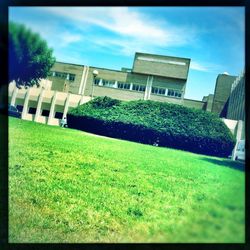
[[8, 52, 215, 126], [47, 52, 191, 103], [9, 82, 91, 126]]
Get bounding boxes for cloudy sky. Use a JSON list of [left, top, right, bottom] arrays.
[[9, 7, 245, 100]]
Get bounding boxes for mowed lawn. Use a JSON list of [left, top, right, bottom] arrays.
[[9, 117, 245, 243]]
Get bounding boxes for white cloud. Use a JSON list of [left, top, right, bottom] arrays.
[[39, 7, 198, 54], [60, 32, 83, 47], [190, 61, 222, 72]]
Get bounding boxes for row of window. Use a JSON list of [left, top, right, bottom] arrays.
[[95, 78, 147, 93], [17, 105, 64, 119], [151, 87, 182, 98], [49, 71, 76, 81], [94, 78, 182, 98]]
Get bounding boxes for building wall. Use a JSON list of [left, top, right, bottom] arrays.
[[45, 52, 190, 105], [183, 99, 206, 109], [150, 94, 183, 104], [83, 67, 129, 96], [8, 85, 91, 126], [202, 94, 214, 112], [152, 75, 186, 91], [227, 73, 245, 121], [92, 86, 145, 101], [47, 62, 83, 94], [132, 52, 190, 80], [82, 66, 186, 101], [211, 74, 237, 116]]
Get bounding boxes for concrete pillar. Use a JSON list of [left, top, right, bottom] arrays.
[[48, 91, 57, 125], [21, 88, 31, 120], [10, 86, 18, 106], [148, 76, 153, 100], [34, 88, 45, 122], [81, 66, 89, 95], [144, 76, 153, 100], [79, 96, 91, 106], [130, 83, 133, 91], [144, 77, 150, 100], [78, 66, 87, 95], [231, 120, 244, 160], [63, 93, 71, 119]]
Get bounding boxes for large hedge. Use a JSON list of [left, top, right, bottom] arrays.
[[67, 96, 235, 157]]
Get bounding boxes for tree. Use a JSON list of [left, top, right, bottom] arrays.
[[9, 22, 56, 88]]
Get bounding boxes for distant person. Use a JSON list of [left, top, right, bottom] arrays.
[[61, 117, 67, 128]]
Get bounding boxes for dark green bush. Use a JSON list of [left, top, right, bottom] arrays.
[[67, 96, 235, 157]]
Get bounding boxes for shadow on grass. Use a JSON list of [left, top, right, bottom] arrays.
[[201, 158, 245, 172]]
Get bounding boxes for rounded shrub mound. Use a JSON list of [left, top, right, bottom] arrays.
[[67, 96, 235, 157]]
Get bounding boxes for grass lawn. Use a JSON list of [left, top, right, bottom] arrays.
[[9, 117, 245, 243]]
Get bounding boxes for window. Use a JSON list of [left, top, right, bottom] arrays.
[[55, 72, 66, 78], [41, 110, 50, 117], [102, 80, 116, 88], [117, 82, 130, 90], [16, 105, 23, 112], [94, 78, 101, 85], [54, 112, 63, 119], [151, 87, 166, 95], [69, 74, 75, 81], [167, 89, 175, 97], [28, 107, 36, 114], [53, 71, 70, 79], [167, 89, 182, 98], [132, 84, 146, 92]]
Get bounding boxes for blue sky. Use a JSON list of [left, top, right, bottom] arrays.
[[9, 7, 245, 100]]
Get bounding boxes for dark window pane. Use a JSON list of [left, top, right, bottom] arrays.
[[55, 112, 63, 119], [16, 105, 23, 112], [28, 107, 36, 114], [94, 78, 100, 85], [69, 74, 75, 81], [41, 110, 50, 117]]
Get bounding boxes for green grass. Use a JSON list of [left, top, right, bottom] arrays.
[[9, 117, 245, 243]]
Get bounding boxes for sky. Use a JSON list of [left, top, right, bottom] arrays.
[[9, 7, 245, 101]]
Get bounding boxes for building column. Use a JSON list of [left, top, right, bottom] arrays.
[[21, 88, 31, 120], [144, 77, 149, 100], [144, 76, 153, 100], [231, 120, 244, 160], [34, 88, 45, 122], [81, 66, 89, 95], [130, 83, 133, 91], [79, 95, 91, 105], [63, 93, 71, 119], [78, 66, 87, 95], [10, 86, 18, 106], [47, 91, 57, 125], [147, 76, 153, 100]]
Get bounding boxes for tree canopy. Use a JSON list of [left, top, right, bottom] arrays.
[[9, 22, 56, 88]]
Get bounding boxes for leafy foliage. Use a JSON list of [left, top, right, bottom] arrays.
[[9, 22, 56, 88], [68, 96, 235, 157]]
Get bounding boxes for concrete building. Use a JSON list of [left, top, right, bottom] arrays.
[[227, 70, 245, 121], [8, 52, 216, 126], [8, 83, 91, 126], [226, 70, 245, 142], [211, 73, 237, 117], [47, 52, 191, 103], [211, 70, 245, 160]]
